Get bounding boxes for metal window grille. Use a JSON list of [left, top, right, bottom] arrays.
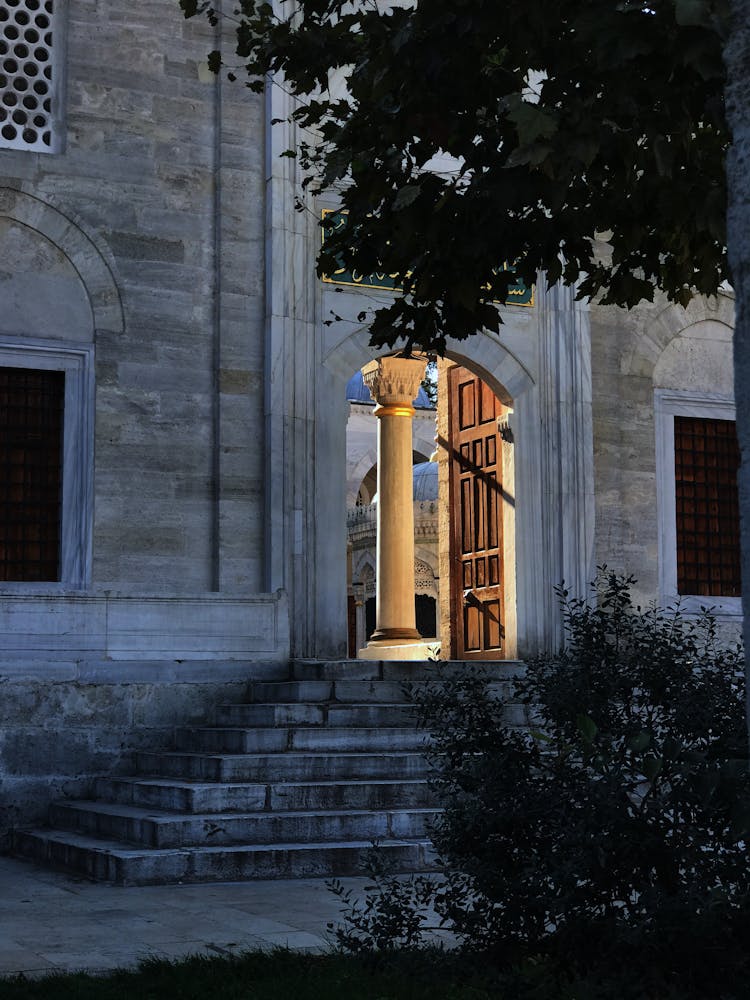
[[0, 366, 63, 581], [674, 415, 740, 597], [0, 0, 62, 152]]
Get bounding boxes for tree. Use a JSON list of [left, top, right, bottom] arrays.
[[725, 0, 750, 735], [181, 0, 730, 353], [180, 0, 749, 691]]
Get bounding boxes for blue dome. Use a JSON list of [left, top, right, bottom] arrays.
[[412, 461, 438, 501], [346, 370, 434, 410]]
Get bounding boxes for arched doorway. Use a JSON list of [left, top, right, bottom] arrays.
[[343, 356, 517, 659], [299, 287, 594, 662]]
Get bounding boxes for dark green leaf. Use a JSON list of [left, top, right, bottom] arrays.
[[576, 714, 598, 744]]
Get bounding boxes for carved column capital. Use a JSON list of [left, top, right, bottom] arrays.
[[361, 356, 426, 410]]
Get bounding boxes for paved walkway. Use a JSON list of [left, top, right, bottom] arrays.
[[0, 855, 371, 978]]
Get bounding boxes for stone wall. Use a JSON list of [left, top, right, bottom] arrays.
[[590, 293, 740, 641], [0, 0, 266, 593], [590, 301, 660, 604], [0, 658, 287, 847], [0, 0, 284, 838]]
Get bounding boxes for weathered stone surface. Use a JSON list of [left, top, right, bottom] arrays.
[[11, 659, 532, 883], [1, 0, 266, 594], [591, 294, 739, 628], [0, 673, 266, 839]]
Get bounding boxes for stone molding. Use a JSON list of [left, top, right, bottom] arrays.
[[0, 590, 289, 665]]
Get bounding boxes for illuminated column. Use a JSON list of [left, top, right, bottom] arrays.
[[361, 355, 426, 645]]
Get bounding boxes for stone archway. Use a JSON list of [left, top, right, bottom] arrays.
[[319, 329, 537, 660], [296, 281, 596, 661]]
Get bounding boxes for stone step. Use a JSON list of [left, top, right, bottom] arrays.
[[94, 777, 268, 813], [250, 681, 334, 702], [248, 679, 410, 704], [214, 702, 418, 728], [173, 726, 430, 754], [13, 659, 529, 886], [48, 800, 438, 849], [136, 750, 431, 782], [14, 828, 438, 885], [290, 658, 526, 681], [96, 776, 433, 813], [250, 678, 517, 704], [269, 778, 433, 812]]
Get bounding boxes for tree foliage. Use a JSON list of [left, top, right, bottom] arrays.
[[332, 575, 750, 995], [180, 0, 730, 353], [418, 576, 749, 958]]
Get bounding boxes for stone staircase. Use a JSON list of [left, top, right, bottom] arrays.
[[13, 658, 523, 885]]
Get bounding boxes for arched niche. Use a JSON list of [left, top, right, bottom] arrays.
[[0, 189, 123, 588], [622, 294, 734, 380], [0, 187, 124, 340], [653, 319, 734, 395]]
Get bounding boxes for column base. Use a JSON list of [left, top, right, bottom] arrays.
[[359, 639, 441, 661], [368, 627, 422, 642]]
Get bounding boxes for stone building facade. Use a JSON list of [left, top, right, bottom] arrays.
[[0, 0, 739, 838]]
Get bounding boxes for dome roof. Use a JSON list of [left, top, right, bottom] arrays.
[[346, 370, 435, 410], [412, 461, 438, 501]]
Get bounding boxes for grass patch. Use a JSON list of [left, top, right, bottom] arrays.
[[1, 950, 505, 1000], [4, 947, 733, 999]]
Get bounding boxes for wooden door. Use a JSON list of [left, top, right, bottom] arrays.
[[448, 366, 505, 659]]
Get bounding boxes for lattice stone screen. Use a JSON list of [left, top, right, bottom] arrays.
[[0, 0, 63, 153]]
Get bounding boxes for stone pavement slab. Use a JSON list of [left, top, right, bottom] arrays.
[[0, 855, 372, 978]]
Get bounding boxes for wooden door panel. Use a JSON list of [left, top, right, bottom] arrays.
[[479, 381, 496, 424], [483, 598, 503, 649], [458, 380, 476, 429], [460, 478, 473, 553], [463, 602, 481, 652], [449, 366, 505, 659], [474, 477, 486, 551], [486, 471, 499, 549]]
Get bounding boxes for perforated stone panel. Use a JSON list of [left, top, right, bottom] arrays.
[[0, 0, 62, 153]]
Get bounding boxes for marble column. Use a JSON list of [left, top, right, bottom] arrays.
[[361, 355, 426, 645]]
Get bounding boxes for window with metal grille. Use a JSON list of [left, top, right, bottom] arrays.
[[0, 0, 63, 153], [674, 415, 740, 597], [0, 366, 63, 581]]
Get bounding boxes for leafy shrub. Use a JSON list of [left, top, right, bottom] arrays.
[[327, 857, 442, 953], [334, 572, 750, 995]]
